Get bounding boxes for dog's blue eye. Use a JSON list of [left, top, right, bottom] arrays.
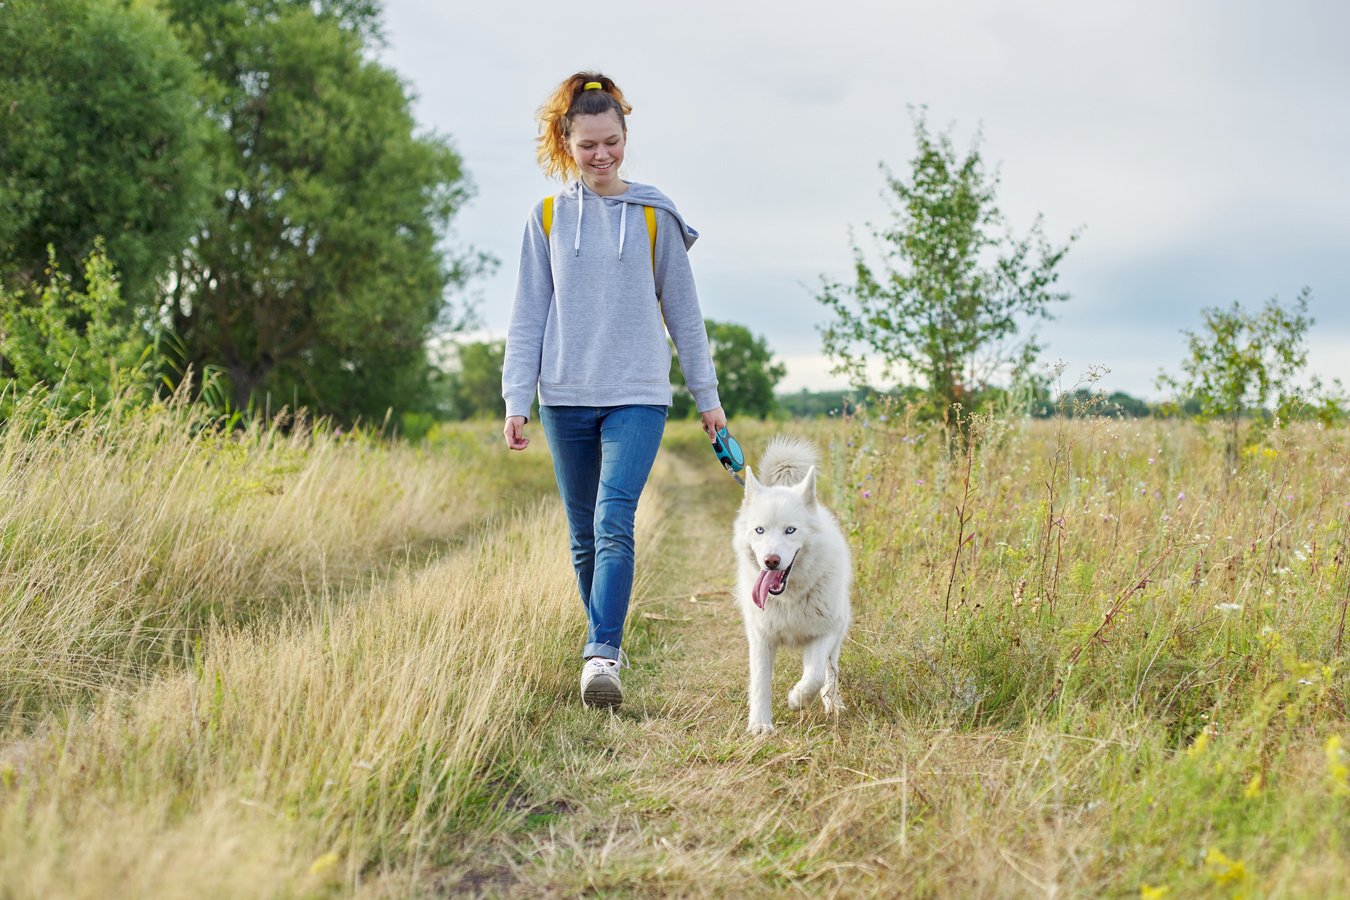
[[785, 527, 797, 534], [754, 527, 764, 534]]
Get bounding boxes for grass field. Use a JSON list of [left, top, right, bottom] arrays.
[[2, 396, 1347, 897]]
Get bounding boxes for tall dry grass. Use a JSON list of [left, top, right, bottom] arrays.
[[0, 503, 587, 897], [5, 397, 1347, 897], [0, 389, 620, 896], [0, 393, 551, 723]]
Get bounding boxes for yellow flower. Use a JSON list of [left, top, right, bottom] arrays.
[[1205, 847, 1248, 885], [1244, 773, 1262, 799], [1140, 885, 1169, 899], [1327, 735, 1350, 797], [1187, 731, 1210, 759], [309, 851, 340, 879]]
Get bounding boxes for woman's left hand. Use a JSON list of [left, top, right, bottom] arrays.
[[700, 406, 728, 441]]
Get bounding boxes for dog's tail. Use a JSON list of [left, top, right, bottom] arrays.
[[757, 436, 820, 487]]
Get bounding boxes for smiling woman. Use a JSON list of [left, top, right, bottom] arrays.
[[501, 71, 728, 710]]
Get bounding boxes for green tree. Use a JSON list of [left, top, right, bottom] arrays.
[[816, 111, 1076, 421], [443, 340, 506, 420], [1157, 287, 1318, 461], [670, 319, 786, 419], [0, 0, 211, 308], [161, 0, 485, 422]]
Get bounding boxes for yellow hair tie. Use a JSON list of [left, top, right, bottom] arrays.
[[583, 82, 603, 90]]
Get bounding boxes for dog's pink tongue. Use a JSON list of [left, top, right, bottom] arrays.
[[753, 570, 771, 609], [753, 569, 788, 609]]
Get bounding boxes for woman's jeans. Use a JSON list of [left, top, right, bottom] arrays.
[[539, 404, 667, 662]]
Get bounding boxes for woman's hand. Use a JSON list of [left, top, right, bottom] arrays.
[[503, 416, 530, 451], [700, 406, 728, 441]]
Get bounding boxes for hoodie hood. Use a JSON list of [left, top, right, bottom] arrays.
[[565, 179, 699, 257]]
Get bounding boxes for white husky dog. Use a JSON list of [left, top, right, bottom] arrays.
[[733, 437, 851, 734]]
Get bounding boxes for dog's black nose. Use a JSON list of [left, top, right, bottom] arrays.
[[764, 554, 781, 570]]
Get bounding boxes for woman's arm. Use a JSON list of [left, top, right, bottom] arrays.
[[653, 209, 722, 418], [501, 203, 553, 442]]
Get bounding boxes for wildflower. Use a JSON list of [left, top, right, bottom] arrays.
[[1244, 773, 1262, 799], [1214, 602, 1242, 614], [1187, 731, 1210, 759], [1204, 847, 1247, 886], [1148, 457, 1155, 465], [1176, 492, 1185, 502], [862, 490, 872, 500], [916, 479, 925, 486], [309, 852, 340, 878], [1259, 627, 1283, 653], [1139, 885, 1169, 899]]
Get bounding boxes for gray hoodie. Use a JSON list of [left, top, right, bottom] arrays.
[[501, 180, 721, 420]]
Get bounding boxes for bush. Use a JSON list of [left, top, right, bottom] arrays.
[[0, 242, 158, 419]]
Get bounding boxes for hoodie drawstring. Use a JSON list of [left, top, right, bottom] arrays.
[[572, 181, 636, 260], [573, 182, 584, 256]]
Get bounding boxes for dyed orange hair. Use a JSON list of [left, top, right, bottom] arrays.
[[535, 72, 633, 182]]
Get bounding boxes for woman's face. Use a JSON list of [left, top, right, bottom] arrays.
[[567, 112, 626, 192]]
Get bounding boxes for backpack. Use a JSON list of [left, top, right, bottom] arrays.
[[542, 195, 657, 275]]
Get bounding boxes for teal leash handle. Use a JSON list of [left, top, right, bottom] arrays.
[[711, 426, 745, 486]]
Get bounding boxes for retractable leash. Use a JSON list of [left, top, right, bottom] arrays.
[[711, 426, 746, 486]]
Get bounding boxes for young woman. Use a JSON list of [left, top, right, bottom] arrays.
[[501, 72, 726, 709]]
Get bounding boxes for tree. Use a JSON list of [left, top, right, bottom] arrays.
[[1157, 288, 1318, 460], [0, 0, 211, 308], [161, 0, 485, 422], [443, 340, 506, 420], [816, 111, 1076, 421], [670, 319, 786, 419]]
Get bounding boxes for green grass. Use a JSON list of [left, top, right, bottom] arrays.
[[1, 401, 1347, 897]]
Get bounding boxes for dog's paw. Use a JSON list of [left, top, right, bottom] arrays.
[[787, 685, 805, 710], [746, 721, 775, 736]]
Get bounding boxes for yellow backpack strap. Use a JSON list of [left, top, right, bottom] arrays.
[[644, 205, 657, 278], [542, 196, 553, 239]]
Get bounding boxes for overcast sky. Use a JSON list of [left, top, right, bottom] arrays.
[[376, 0, 1349, 398]]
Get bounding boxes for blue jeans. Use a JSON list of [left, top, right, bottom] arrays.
[[539, 404, 667, 661]]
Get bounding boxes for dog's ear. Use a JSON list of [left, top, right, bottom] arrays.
[[743, 466, 760, 497], [797, 465, 818, 507]]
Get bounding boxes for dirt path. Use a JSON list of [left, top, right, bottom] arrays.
[[439, 428, 885, 897]]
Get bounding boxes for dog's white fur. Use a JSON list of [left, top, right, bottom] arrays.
[[732, 437, 852, 734]]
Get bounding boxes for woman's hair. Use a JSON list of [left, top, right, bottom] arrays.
[[536, 72, 632, 182]]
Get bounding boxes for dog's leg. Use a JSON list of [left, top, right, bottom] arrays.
[[821, 634, 845, 715], [788, 636, 832, 711], [746, 630, 776, 734]]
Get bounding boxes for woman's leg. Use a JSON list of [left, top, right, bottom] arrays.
[[538, 406, 602, 614], [585, 404, 667, 660]]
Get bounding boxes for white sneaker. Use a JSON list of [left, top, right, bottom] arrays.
[[580, 657, 623, 709]]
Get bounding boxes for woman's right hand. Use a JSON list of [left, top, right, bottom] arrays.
[[503, 416, 530, 451]]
